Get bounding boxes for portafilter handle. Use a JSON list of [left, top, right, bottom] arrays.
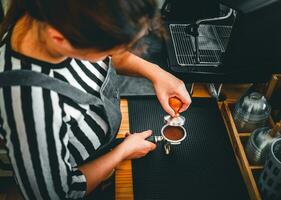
[[112, 136, 164, 148]]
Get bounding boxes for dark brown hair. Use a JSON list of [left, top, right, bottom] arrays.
[[1, 0, 163, 51]]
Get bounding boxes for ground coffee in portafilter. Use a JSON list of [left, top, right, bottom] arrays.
[[163, 126, 184, 141]]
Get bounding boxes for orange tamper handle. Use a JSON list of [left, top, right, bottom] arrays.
[[168, 97, 183, 114]]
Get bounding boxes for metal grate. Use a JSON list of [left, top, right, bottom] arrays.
[[169, 24, 232, 67]]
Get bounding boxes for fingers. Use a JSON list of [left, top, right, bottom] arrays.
[[139, 130, 157, 150], [139, 130, 153, 139], [158, 89, 191, 117], [126, 130, 153, 140], [122, 130, 157, 159], [144, 140, 156, 152], [177, 92, 192, 113], [144, 131, 157, 151], [167, 94, 191, 115], [149, 143, 157, 151], [178, 98, 191, 113], [161, 98, 176, 117]]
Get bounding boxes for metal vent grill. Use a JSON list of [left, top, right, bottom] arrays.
[[169, 24, 232, 67]]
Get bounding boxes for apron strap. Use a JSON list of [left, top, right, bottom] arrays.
[[0, 70, 103, 106]]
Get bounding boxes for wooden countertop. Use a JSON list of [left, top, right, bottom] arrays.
[[115, 100, 133, 200]]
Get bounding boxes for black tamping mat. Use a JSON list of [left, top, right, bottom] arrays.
[[128, 97, 250, 200]]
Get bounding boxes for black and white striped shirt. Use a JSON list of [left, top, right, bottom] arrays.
[[0, 33, 111, 199]]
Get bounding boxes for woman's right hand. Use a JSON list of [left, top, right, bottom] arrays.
[[117, 130, 156, 160]]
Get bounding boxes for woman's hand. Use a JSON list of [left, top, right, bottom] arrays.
[[117, 130, 156, 160], [112, 52, 191, 116], [152, 69, 191, 117]]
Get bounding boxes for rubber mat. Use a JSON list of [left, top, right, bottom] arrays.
[[128, 97, 250, 200]]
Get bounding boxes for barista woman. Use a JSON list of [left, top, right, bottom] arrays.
[[0, 0, 191, 199]]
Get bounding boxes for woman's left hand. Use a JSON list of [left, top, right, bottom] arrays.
[[152, 69, 192, 117]]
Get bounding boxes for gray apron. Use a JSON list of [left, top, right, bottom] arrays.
[[0, 59, 122, 159]]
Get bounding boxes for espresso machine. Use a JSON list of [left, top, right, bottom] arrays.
[[161, 0, 281, 83]]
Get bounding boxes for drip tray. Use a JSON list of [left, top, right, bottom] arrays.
[[128, 97, 249, 200], [169, 24, 232, 67]]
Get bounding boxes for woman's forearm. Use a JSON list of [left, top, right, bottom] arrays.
[[79, 145, 126, 195], [112, 51, 167, 83], [78, 130, 156, 196]]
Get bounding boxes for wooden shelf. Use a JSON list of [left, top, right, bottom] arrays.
[[221, 101, 264, 200]]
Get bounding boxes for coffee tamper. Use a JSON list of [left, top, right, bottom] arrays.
[[160, 97, 187, 155]]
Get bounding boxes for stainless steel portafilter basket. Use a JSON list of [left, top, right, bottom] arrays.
[[161, 115, 187, 155]]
